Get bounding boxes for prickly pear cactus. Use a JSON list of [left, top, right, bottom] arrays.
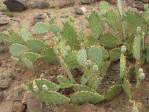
[[3, 0, 149, 106]]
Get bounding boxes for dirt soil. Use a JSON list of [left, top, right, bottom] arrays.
[[0, 0, 149, 112]]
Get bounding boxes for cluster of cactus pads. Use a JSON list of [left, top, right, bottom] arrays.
[[0, 0, 149, 105]]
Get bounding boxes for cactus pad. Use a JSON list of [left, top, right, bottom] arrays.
[[70, 91, 104, 104]]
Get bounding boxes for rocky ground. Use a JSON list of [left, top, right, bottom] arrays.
[[0, 0, 149, 112]]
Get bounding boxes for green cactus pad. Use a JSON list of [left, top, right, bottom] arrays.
[[87, 11, 103, 39], [35, 79, 60, 91], [41, 48, 56, 63], [87, 75, 101, 90], [87, 46, 103, 66], [49, 23, 60, 35], [120, 54, 126, 79], [57, 75, 74, 89], [105, 9, 121, 31], [133, 36, 141, 60], [23, 52, 41, 63], [27, 81, 69, 105], [0, 32, 9, 43], [27, 39, 48, 52], [110, 48, 121, 62], [10, 43, 29, 57], [84, 36, 97, 47], [73, 84, 96, 92], [70, 91, 104, 104], [34, 22, 50, 34], [61, 22, 79, 50], [40, 91, 70, 105], [77, 49, 87, 66], [20, 27, 33, 41], [122, 78, 132, 100], [21, 52, 41, 68], [21, 57, 34, 69], [125, 11, 145, 32], [105, 84, 122, 100], [100, 61, 111, 75], [100, 33, 122, 49], [99, 1, 110, 13], [64, 51, 79, 69], [8, 31, 25, 44]]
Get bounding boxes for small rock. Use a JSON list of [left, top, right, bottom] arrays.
[[0, 15, 9, 26], [75, 7, 86, 15], [29, 1, 50, 9], [4, 0, 27, 12], [22, 92, 42, 112], [33, 13, 46, 23]]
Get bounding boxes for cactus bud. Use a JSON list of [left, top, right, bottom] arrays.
[[33, 80, 39, 92], [137, 27, 141, 33], [121, 45, 127, 53], [66, 45, 71, 51], [33, 84, 39, 92], [92, 64, 99, 72], [11, 56, 19, 61], [138, 68, 143, 74], [85, 60, 92, 67], [139, 72, 145, 81], [42, 84, 48, 91]]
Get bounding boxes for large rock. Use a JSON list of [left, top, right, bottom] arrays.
[[29, 1, 50, 9], [3, 0, 27, 12]]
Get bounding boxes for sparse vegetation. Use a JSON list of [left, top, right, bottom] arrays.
[[0, 0, 149, 111]]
